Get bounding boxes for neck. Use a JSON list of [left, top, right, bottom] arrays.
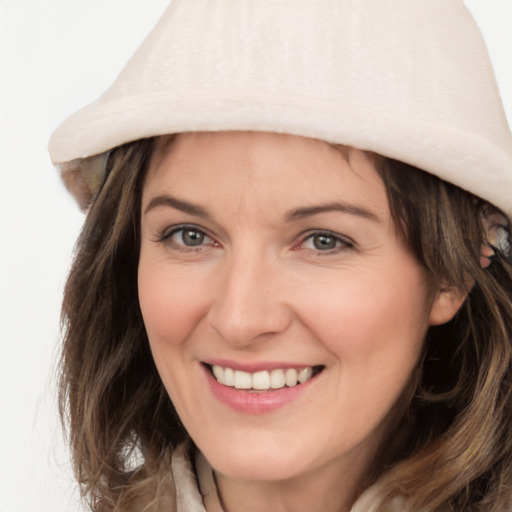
[[214, 454, 371, 512]]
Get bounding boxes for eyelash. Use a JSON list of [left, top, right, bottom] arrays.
[[296, 231, 355, 254], [155, 225, 355, 255], [156, 224, 217, 251]]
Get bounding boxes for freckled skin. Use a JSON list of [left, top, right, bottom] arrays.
[[138, 131, 462, 512]]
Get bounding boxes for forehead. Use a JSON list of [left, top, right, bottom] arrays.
[[143, 131, 390, 222]]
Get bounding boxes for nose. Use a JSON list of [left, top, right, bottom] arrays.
[[207, 252, 293, 347]]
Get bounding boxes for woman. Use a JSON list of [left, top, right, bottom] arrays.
[[49, 0, 512, 510]]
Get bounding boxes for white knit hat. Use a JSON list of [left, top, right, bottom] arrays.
[[49, 0, 512, 215]]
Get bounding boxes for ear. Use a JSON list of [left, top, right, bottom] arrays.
[[428, 287, 469, 326]]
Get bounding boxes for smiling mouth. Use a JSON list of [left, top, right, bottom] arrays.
[[205, 364, 325, 392]]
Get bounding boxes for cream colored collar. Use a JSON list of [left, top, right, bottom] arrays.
[[195, 450, 225, 512], [185, 446, 404, 512]]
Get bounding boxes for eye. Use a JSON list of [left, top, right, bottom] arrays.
[[159, 225, 216, 249], [300, 231, 354, 252], [172, 227, 208, 246]]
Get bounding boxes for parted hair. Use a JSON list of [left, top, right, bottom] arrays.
[[59, 137, 512, 512]]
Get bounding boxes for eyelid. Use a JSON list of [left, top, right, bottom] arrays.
[[155, 223, 217, 247], [296, 230, 355, 252], [153, 225, 354, 254]]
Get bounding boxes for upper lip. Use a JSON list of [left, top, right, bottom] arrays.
[[202, 359, 321, 373]]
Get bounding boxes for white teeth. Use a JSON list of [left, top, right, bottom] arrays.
[[270, 369, 285, 389], [234, 370, 252, 389], [285, 368, 298, 387], [224, 367, 235, 386], [252, 371, 271, 390], [212, 365, 223, 381], [210, 365, 319, 390], [298, 367, 313, 383]]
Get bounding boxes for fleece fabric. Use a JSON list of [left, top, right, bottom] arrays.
[[49, 0, 512, 215], [124, 443, 405, 512]]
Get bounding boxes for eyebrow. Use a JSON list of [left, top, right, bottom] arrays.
[[284, 202, 381, 223], [144, 195, 212, 218], [144, 194, 381, 224]]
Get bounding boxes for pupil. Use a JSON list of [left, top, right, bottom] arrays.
[[314, 234, 336, 250], [183, 229, 204, 246]]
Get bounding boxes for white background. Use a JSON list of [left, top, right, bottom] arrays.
[[0, 1, 511, 511]]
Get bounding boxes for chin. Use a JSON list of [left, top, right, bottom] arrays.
[[198, 435, 322, 482]]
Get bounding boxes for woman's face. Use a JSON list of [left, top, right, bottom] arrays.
[[138, 131, 447, 484]]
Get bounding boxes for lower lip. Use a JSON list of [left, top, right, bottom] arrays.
[[202, 365, 319, 414]]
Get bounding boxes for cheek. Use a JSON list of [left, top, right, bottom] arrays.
[[138, 259, 208, 348], [292, 264, 430, 409], [296, 265, 429, 348], [137, 259, 207, 411]]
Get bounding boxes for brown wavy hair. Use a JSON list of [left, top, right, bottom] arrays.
[[59, 136, 512, 511]]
